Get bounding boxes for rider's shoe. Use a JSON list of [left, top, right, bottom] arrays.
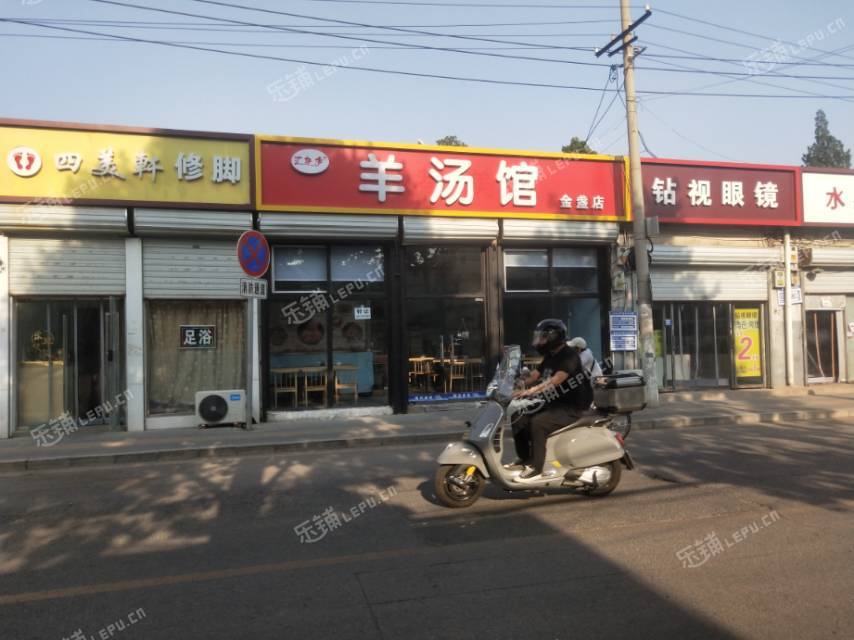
[[516, 467, 544, 482]]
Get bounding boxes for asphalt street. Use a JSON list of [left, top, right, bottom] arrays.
[[1, 417, 852, 640]]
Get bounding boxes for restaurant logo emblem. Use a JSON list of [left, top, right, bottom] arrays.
[[7, 146, 42, 177], [291, 148, 330, 175]]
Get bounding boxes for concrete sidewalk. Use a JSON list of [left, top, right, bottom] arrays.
[[1, 384, 852, 472]]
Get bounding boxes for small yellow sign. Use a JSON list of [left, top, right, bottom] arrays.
[[733, 308, 762, 379], [0, 125, 251, 206]]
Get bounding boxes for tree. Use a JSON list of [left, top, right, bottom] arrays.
[[561, 136, 597, 154], [435, 135, 467, 147], [802, 109, 851, 168]]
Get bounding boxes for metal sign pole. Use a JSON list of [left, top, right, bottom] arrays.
[[245, 297, 254, 429]]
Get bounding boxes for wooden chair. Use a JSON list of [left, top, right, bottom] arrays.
[[272, 369, 298, 409], [445, 360, 466, 393], [303, 368, 328, 407], [334, 367, 359, 404]]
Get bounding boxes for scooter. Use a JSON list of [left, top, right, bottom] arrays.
[[434, 345, 645, 508]]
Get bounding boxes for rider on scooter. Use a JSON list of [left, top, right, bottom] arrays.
[[511, 319, 593, 482]]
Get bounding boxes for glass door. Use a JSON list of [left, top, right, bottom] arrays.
[[654, 302, 737, 390], [15, 298, 123, 429], [806, 310, 838, 383]]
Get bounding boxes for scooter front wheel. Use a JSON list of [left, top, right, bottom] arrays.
[[434, 464, 485, 508]]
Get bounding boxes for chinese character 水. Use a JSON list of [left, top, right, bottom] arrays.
[[826, 187, 845, 210]]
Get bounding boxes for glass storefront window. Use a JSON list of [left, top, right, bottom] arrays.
[[269, 245, 389, 411], [406, 247, 482, 295], [405, 246, 487, 401], [504, 249, 549, 292], [273, 246, 326, 292], [502, 247, 604, 361], [553, 248, 598, 294], [147, 300, 245, 415]]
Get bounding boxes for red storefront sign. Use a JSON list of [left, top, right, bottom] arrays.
[[257, 137, 630, 221], [642, 159, 800, 226]]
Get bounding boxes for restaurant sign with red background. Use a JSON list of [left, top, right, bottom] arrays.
[[642, 158, 800, 226], [256, 136, 630, 221]]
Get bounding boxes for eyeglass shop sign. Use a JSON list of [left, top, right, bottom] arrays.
[[180, 325, 216, 349]]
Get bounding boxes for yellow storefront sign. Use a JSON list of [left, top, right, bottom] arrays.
[[0, 125, 251, 206], [733, 308, 762, 379]]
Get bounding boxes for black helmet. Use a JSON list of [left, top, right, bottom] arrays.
[[532, 319, 567, 355]]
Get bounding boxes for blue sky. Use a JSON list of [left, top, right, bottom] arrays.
[[1, 0, 852, 165]]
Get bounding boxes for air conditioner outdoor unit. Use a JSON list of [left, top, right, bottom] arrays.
[[195, 389, 246, 427]]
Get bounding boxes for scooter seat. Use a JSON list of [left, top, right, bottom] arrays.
[[549, 409, 609, 439]]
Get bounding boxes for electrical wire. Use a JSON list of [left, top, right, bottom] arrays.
[[89, 0, 616, 63], [5, 16, 854, 99], [655, 7, 854, 64], [584, 67, 617, 143]]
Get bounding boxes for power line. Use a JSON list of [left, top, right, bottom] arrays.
[[585, 67, 617, 143], [87, 0, 615, 68], [5, 17, 854, 99], [0, 33, 593, 51], [655, 8, 854, 64], [0, 16, 618, 29]]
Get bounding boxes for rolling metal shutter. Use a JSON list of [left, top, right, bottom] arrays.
[[8, 238, 126, 295], [502, 219, 618, 243], [809, 247, 854, 267], [802, 270, 854, 294], [403, 217, 498, 244], [134, 209, 251, 236], [0, 205, 126, 233], [259, 213, 398, 239], [143, 239, 245, 299], [650, 245, 781, 266], [651, 268, 768, 301]]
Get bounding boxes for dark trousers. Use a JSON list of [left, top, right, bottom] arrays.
[[513, 405, 584, 473]]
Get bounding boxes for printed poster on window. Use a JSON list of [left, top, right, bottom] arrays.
[[733, 308, 762, 382]]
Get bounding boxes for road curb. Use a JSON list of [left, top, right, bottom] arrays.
[[2, 407, 853, 473]]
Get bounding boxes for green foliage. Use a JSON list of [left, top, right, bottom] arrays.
[[802, 109, 851, 168], [435, 135, 467, 147], [561, 136, 597, 154]]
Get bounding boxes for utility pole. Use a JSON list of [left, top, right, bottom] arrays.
[[604, 0, 659, 405]]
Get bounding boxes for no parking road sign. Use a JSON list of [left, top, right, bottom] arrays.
[[237, 230, 270, 279]]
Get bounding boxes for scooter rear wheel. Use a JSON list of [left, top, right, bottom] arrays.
[[583, 460, 622, 497], [435, 464, 485, 508]]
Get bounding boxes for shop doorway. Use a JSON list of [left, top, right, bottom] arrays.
[[15, 298, 123, 429], [806, 310, 839, 383], [654, 302, 765, 390]]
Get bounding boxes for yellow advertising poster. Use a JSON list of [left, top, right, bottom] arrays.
[[0, 125, 251, 206], [733, 308, 762, 379]]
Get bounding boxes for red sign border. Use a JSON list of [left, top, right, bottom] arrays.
[[237, 230, 270, 279], [255, 135, 633, 222], [642, 157, 803, 227]]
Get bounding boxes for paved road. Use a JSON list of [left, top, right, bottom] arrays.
[[1, 417, 852, 639]]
